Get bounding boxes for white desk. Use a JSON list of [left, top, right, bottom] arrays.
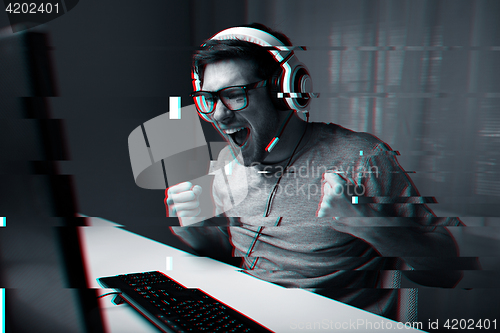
[[82, 216, 425, 332]]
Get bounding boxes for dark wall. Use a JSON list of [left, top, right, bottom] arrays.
[[1, 0, 247, 249], [46, 0, 192, 248]]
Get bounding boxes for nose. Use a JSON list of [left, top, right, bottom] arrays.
[[211, 98, 234, 124]]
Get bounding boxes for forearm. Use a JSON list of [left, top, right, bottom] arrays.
[[170, 217, 239, 266]]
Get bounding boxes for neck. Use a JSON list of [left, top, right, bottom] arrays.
[[262, 110, 310, 165]]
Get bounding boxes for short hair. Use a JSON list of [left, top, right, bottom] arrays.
[[193, 23, 293, 87]]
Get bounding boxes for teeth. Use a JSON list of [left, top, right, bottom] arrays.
[[224, 127, 244, 135]]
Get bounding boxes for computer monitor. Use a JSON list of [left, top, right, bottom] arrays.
[[0, 28, 105, 333]]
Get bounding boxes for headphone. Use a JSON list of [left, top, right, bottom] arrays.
[[192, 26, 317, 122]]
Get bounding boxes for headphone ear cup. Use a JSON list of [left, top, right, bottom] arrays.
[[268, 53, 314, 112], [292, 67, 312, 110], [268, 67, 289, 110]]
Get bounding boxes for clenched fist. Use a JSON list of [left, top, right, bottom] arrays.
[[165, 182, 203, 218]]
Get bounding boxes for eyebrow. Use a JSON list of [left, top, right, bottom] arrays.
[[202, 80, 255, 92]]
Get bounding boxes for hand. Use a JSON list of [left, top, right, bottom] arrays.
[[317, 171, 361, 217], [164, 182, 203, 218], [317, 172, 380, 235]]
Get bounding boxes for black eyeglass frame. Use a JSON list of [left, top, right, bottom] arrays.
[[190, 79, 268, 114]]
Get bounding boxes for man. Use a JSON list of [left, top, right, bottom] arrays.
[[166, 23, 476, 320]]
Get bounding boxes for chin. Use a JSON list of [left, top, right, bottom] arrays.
[[227, 145, 254, 167], [227, 143, 247, 166], [227, 138, 267, 167], [242, 149, 268, 167], [236, 150, 254, 167], [241, 158, 255, 167]]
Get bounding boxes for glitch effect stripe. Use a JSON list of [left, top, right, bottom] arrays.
[[354, 196, 438, 204], [0, 288, 3, 333], [169, 96, 181, 119], [0, 217, 4, 227], [166, 257, 173, 270]]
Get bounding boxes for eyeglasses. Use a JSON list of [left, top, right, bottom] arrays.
[[190, 80, 267, 115]]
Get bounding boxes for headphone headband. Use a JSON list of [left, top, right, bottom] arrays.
[[208, 27, 291, 63], [210, 27, 285, 47]]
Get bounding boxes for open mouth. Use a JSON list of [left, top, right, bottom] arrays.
[[226, 127, 250, 147]]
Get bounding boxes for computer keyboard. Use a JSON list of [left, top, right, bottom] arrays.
[[98, 271, 273, 333]]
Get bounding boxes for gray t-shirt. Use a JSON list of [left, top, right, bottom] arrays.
[[172, 122, 460, 319]]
